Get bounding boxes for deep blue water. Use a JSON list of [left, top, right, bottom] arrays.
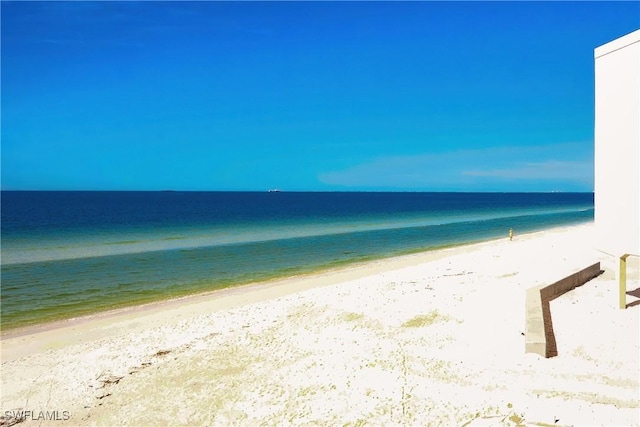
[[0, 191, 593, 330]]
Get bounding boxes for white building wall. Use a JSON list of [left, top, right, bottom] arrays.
[[594, 30, 640, 258]]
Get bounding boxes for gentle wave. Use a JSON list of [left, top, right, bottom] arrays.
[[0, 209, 594, 330], [1, 206, 592, 265]]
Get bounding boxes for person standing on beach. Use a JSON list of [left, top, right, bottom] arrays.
[[509, 228, 514, 241]]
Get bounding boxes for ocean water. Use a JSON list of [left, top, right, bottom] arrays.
[[0, 191, 593, 330]]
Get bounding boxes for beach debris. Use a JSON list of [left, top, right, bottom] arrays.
[[442, 270, 473, 277], [460, 403, 530, 427], [96, 393, 112, 400], [128, 349, 176, 375], [461, 412, 527, 427], [129, 361, 153, 374], [96, 373, 124, 388], [0, 412, 26, 427]]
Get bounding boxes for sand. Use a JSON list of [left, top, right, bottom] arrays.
[[1, 223, 638, 426]]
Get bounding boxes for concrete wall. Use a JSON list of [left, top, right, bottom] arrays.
[[594, 30, 640, 258], [525, 263, 602, 358]]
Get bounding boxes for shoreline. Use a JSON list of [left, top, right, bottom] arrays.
[[0, 235, 499, 344], [1, 223, 579, 341], [0, 221, 592, 338], [1, 223, 605, 369], [0, 215, 593, 336]]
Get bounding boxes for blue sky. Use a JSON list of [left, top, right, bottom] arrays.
[[1, 1, 638, 192]]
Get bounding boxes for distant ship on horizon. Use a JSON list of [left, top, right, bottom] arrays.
[[268, 189, 281, 193]]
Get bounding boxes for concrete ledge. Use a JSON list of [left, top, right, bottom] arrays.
[[525, 263, 602, 358]]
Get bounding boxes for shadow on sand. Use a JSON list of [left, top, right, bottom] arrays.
[[626, 287, 640, 308]]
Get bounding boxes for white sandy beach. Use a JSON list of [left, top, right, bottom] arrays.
[[1, 223, 638, 426]]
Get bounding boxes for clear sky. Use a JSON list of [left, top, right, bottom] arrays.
[[1, 1, 638, 192]]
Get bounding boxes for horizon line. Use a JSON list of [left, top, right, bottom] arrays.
[[0, 189, 595, 194]]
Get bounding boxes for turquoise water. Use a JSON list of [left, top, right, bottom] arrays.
[[1, 191, 593, 330]]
